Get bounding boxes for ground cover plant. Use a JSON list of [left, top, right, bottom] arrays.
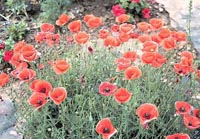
[[1, 11, 200, 139]]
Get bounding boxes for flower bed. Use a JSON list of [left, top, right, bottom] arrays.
[[1, 11, 200, 139]]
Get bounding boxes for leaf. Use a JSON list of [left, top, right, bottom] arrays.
[[129, 3, 136, 10]]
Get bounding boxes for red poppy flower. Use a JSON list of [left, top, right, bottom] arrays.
[[141, 52, 156, 64], [183, 114, 200, 130], [172, 31, 187, 42], [96, 118, 117, 139], [49, 87, 67, 105], [142, 8, 151, 19], [3, 50, 13, 62], [118, 33, 130, 42], [13, 41, 26, 53], [136, 103, 159, 126], [181, 51, 193, 61], [30, 80, 52, 97], [115, 14, 130, 23], [137, 22, 150, 32], [119, 23, 134, 34], [18, 68, 36, 82], [114, 88, 132, 103], [66, 35, 74, 43], [83, 14, 95, 23], [165, 133, 190, 139], [151, 34, 162, 44], [0, 42, 5, 50], [104, 36, 121, 47], [142, 41, 158, 52], [68, 20, 82, 33], [174, 63, 193, 75], [149, 18, 163, 30], [52, 59, 70, 75], [28, 93, 47, 110], [40, 23, 55, 33], [111, 24, 119, 32], [0, 72, 9, 88], [45, 33, 60, 46], [123, 51, 137, 62], [151, 53, 167, 68], [116, 57, 131, 71], [112, 4, 126, 17], [158, 28, 171, 39], [138, 34, 151, 43], [99, 82, 117, 96], [175, 101, 192, 115], [35, 32, 47, 43], [124, 66, 142, 80], [20, 44, 37, 62], [129, 32, 139, 39], [56, 13, 70, 26], [86, 16, 102, 28], [192, 109, 200, 121], [161, 37, 177, 50], [74, 31, 89, 44], [98, 29, 110, 39]]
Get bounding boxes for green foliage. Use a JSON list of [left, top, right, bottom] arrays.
[[5, 0, 28, 17], [187, 0, 193, 41], [6, 21, 28, 42], [39, 0, 72, 24]]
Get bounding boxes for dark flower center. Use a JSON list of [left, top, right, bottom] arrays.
[[175, 137, 179, 139], [103, 127, 110, 133], [23, 76, 29, 80], [37, 100, 43, 106], [144, 113, 150, 119], [188, 122, 192, 126], [104, 87, 111, 93], [41, 88, 46, 93], [179, 106, 185, 112], [196, 111, 200, 118]]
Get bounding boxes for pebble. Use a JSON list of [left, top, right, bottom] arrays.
[[0, 127, 23, 139], [0, 100, 16, 115]]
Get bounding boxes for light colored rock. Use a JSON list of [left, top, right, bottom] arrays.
[[0, 100, 16, 115], [0, 127, 23, 139], [0, 115, 16, 134]]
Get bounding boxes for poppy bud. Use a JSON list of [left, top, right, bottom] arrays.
[[0, 42, 5, 50]]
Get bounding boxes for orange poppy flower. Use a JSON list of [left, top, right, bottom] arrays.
[[9, 53, 27, 68], [161, 37, 177, 50], [137, 22, 150, 32], [129, 32, 139, 39], [104, 36, 121, 47], [183, 114, 200, 130], [0, 72, 9, 88], [138, 34, 151, 43], [124, 66, 142, 80], [151, 34, 162, 44], [180, 58, 193, 67], [141, 52, 156, 64], [165, 133, 190, 139], [174, 63, 193, 75], [111, 24, 119, 32], [192, 109, 200, 121], [115, 14, 130, 23], [49, 87, 67, 105], [99, 82, 117, 96], [28, 93, 47, 110], [151, 53, 167, 68], [116, 57, 131, 71], [96, 118, 117, 139], [83, 14, 95, 23], [74, 31, 89, 44], [149, 18, 163, 30], [181, 51, 193, 60], [18, 68, 36, 82], [56, 13, 70, 26], [98, 29, 110, 39], [142, 41, 158, 52], [119, 23, 134, 34], [35, 32, 47, 43], [136, 103, 159, 126], [114, 88, 132, 103], [158, 28, 171, 39], [52, 59, 70, 75], [68, 20, 82, 33], [118, 33, 130, 42], [46, 33, 60, 46], [123, 51, 137, 62], [20, 44, 37, 62], [30, 79, 52, 97], [86, 16, 102, 28], [175, 101, 192, 115], [173, 31, 187, 42], [40, 23, 55, 33], [13, 41, 26, 53]]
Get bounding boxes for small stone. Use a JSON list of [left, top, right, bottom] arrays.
[[0, 115, 16, 134], [0, 99, 16, 115], [0, 127, 23, 139]]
